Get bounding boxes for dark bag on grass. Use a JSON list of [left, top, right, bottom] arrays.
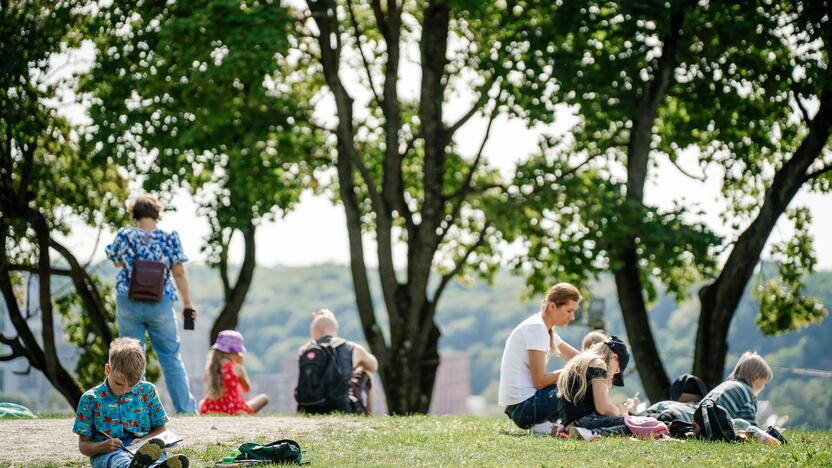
[[667, 419, 694, 438], [236, 439, 303, 464], [693, 399, 737, 441], [296, 337, 350, 413]]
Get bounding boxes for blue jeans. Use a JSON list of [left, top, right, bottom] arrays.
[[91, 448, 168, 468], [507, 384, 560, 429], [116, 294, 197, 413]]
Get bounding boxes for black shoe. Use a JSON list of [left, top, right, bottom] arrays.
[[128, 438, 165, 468], [158, 454, 190, 468]]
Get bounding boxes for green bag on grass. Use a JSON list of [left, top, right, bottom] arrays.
[[225, 439, 303, 465]]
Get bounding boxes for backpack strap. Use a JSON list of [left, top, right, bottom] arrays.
[[700, 399, 714, 437], [126, 229, 164, 262], [317, 341, 345, 382]]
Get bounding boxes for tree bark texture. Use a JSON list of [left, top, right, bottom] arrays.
[[612, 3, 689, 402]]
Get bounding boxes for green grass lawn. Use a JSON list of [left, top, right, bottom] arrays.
[[33, 415, 832, 467]]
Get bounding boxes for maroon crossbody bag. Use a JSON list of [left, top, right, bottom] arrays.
[[127, 232, 166, 302]]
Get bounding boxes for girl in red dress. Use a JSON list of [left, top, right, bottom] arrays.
[[198, 330, 269, 415]]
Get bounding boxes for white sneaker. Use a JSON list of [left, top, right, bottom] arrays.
[[568, 425, 601, 441], [531, 421, 555, 436]]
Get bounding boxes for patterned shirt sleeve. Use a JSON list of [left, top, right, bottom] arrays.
[[105, 229, 129, 265], [166, 231, 188, 266], [72, 393, 96, 437], [147, 386, 169, 429]]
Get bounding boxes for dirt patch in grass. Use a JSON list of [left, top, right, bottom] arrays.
[[0, 415, 355, 466]]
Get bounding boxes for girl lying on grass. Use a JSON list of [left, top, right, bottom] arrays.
[[558, 336, 635, 437]]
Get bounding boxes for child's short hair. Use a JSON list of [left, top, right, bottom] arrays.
[[729, 351, 772, 383], [581, 330, 608, 350], [109, 337, 146, 383]]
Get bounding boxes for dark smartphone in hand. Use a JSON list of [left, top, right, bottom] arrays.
[[183, 308, 195, 330]]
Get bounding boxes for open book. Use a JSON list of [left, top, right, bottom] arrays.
[[126, 429, 183, 455]]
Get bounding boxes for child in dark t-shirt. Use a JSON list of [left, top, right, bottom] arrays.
[[558, 337, 634, 437]]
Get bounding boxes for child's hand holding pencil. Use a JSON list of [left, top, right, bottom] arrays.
[[97, 429, 129, 456]]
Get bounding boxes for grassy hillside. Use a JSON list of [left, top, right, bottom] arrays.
[[177, 264, 832, 428], [38, 416, 832, 467]]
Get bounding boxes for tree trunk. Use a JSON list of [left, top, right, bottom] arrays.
[[381, 300, 441, 414], [693, 91, 832, 388], [612, 4, 689, 402], [613, 245, 671, 401], [210, 223, 257, 343], [306, 0, 458, 414], [0, 220, 85, 409]]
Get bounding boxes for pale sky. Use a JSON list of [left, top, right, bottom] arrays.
[[51, 27, 832, 275]]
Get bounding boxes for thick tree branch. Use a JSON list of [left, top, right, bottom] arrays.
[[694, 89, 832, 387], [218, 231, 232, 297], [433, 222, 490, 310], [437, 100, 500, 246], [0, 334, 25, 362], [307, 0, 388, 365], [16, 140, 36, 207], [805, 163, 832, 181], [0, 221, 46, 371], [445, 76, 499, 138], [210, 222, 258, 343], [30, 211, 59, 379], [8, 264, 72, 276], [793, 87, 812, 123], [346, 0, 382, 106], [410, 1, 452, 334], [444, 98, 499, 203], [668, 155, 707, 182], [1, 126, 14, 184]]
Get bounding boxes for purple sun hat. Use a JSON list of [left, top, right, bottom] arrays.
[[212, 330, 247, 354]]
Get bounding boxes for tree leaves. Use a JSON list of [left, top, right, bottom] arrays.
[[755, 207, 829, 335]]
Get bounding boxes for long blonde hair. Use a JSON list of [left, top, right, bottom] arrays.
[[557, 342, 613, 403], [204, 349, 236, 399]]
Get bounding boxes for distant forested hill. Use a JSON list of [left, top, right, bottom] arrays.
[[185, 264, 831, 428]]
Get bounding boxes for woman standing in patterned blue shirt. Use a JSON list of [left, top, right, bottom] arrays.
[[106, 194, 198, 414]]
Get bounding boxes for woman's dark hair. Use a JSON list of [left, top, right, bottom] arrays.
[[130, 194, 163, 220]]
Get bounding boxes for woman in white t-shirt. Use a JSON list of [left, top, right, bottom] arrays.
[[498, 283, 582, 430]]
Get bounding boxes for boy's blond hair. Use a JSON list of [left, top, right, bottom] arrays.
[[581, 330, 608, 351], [729, 351, 772, 383], [109, 337, 146, 383]]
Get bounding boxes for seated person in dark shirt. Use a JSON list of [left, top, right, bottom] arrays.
[[640, 373, 708, 423], [558, 336, 634, 437]]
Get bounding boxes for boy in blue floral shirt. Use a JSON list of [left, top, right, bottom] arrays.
[[73, 337, 189, 468]]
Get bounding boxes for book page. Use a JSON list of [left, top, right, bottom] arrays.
[[125, 429, 183, 454]]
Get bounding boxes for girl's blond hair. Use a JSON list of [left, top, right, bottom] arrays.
[[729, 352, 773, 383], [204, 349, 237, 399], [557, 342, 613, 403]]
